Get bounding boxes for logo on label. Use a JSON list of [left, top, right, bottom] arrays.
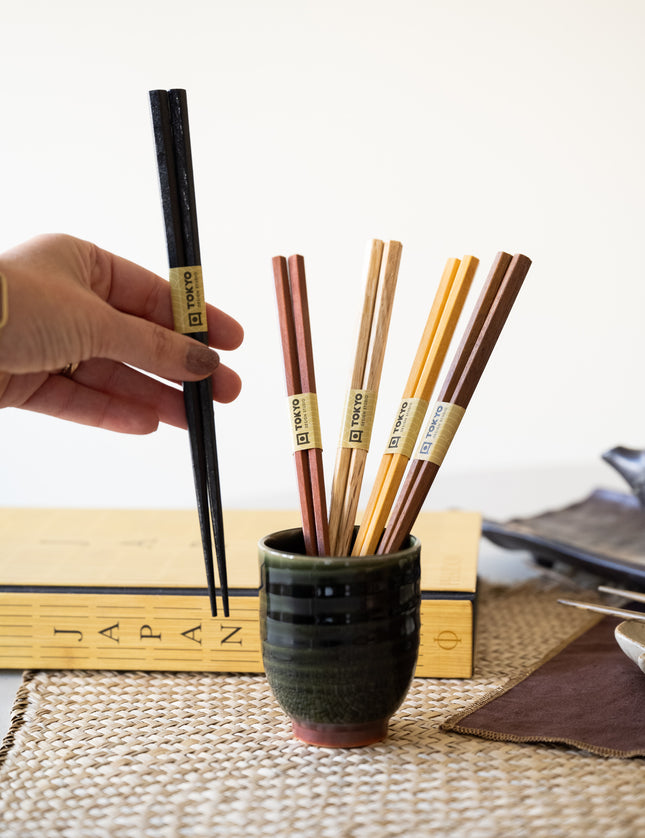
[[170, 266, 207, 334], [288, 393, 322, 451], [387, 399, 423, 454], [391, 401, 408, 435], [340, 389, 375, 450], [348, 392, 365, 443], [419, 403, 444, 456], [291, 398, 303, 440], [182, 270, 203, 325], [415, 401, 464, 465]]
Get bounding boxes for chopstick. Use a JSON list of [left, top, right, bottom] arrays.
[[149, 88, 228, 616], [328, 240, 384, 555], [378, 252, 531, 555], [351, 257, 460, 554], [558, 599, 645, 623], [559, 584, 645, 621], [597, 585, 645, 604], [352, 255, 479, 556], [328, 240, 401, 556], [273, 255, 329, 555], [289, 255, 330, 556]]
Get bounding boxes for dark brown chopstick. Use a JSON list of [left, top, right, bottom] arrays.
[[273, 255, 329, 555], [149, 88, 228, 616], [378, 252, 531, 554]]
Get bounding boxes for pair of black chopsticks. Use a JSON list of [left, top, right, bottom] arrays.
[[149, 88, 228, 616]]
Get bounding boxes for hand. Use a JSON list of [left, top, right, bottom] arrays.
[[0, 234, 243, 434]]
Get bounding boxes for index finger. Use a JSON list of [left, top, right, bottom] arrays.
[[92, 245, 244, 351]]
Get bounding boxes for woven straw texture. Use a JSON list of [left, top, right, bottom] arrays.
[[1, 579, 644, 838]]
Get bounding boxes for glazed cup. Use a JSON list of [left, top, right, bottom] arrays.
[[258, 528, 421, 748]]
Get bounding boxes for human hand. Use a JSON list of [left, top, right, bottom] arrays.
[[0, 234, 243, 433]]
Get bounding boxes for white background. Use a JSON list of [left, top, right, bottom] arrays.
[[1, 0, 643, 518]]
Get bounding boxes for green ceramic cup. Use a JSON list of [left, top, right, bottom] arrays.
[[258, 528, 421, 748]]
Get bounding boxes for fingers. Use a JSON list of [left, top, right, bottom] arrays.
[[71, 357, 241, 415], [8, 358, 242, 434], [94, 247, 244, 351], [20, 372, 162, 434], [71, 359, 187, 428], [210, 362, 242, 403], [96, 307, 244, 402], [96, 307, 219, 383], [206, 303, 245, 352], [0, 236, 243, 417]]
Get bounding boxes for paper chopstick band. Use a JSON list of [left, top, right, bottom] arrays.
[[288, 392, 323, 452], [338, 388, 377, 450], [385, 397, 428, 458], [414, 401, 465, 466], [169, 266, 207, 334]]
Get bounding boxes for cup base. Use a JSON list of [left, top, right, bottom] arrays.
[[291, 718, 389, 748]]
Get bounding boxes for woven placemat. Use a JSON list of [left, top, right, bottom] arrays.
[[1, 579, 644, 838]]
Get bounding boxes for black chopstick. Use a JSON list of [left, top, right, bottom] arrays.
[[149, 88, 228, 617], [167, 89, 229, 617]]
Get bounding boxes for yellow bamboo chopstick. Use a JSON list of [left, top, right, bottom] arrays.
[[352, 255, 479, 556], [349, 256, 460, 556], [329, 240, 402, 556]]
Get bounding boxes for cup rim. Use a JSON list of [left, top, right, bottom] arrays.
[[258, 527, 420, 568]]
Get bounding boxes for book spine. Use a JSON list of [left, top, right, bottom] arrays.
[[0, 592, 473, 678]]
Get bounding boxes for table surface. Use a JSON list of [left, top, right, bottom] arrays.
[[0, 536, 543, 739], [1, 460, 626, 739]]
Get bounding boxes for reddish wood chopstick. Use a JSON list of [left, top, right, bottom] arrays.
[[378, 252, 531, 554], [288, 255, 330, 556], [272, 255, 329, 555]]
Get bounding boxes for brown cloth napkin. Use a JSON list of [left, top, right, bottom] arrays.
[[443, 614, 645, 758]]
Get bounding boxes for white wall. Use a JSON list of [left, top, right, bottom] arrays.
[[1, 0, 642, 516]]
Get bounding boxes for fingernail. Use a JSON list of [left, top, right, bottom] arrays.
[[186, 344, 220, 376]]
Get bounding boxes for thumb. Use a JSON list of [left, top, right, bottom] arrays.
[[98, 308, 219, 381]]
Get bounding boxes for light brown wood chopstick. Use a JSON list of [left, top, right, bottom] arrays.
[[378, 252, 531, 554], [332, 240, 401, 556], [328, 239, 384, 555]]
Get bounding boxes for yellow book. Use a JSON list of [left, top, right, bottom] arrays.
[[0, 508, 479, 678]]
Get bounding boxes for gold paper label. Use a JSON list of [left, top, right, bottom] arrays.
[[169, 266, 207, 334], [339, 388, 377, 450], [414, 401, 465, 465], [288, 393, 323, 451], [385, 397, 429, 458]]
